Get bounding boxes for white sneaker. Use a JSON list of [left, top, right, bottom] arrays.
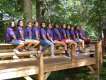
[[13, 49, 20, 54], [51, 54, 56, 58], [30, 54, 35, 58], [13, 55, 19, 59]]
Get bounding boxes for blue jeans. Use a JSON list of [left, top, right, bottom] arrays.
[[10, 40, 24, 45], [40, 39, 54, 56]]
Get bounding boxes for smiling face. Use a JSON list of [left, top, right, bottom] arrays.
[[11, 21, 15, 27], [34, 21, 39, 27], [48, 23, 52, 29], [42, 22, 46, 28], [27, 22, 32, 28], [63, 24, 66, 29], [17, 20, 23, 27], [67, 25, 71, 30], [55, 24, 59, 28], [19, 21, 23, 27], [76, 26, 80, 30], [71, 26, 74, 30]]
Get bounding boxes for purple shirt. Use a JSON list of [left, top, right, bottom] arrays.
[[5, 27, 16, 42], [70, 30, 76, 39], [53, 28, 61, 40], [47, 28, 54, 39], [60, 28, 67, 40], [16, 26, 24, 40], [32, 27, 40, 40], [74, 30, 80, 38], [40, 28, 47, 40], [79, 30, 86, 39], [25, 26, 32, 39], [66, 29, 71, 39]]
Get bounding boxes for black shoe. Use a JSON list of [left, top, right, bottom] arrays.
[[89, 54, 94, 57], [65, 50, 70, 57]]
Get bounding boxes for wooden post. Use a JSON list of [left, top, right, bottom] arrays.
[[38, 53, 44, 80], [95, 41, 102, 80], [100, 41, 103, 64], [44, 72, 51, 80], [71, 44, 77, 62]]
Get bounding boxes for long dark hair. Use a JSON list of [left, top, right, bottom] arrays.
[[17, 20, 23, 26], [33, 20, 39, 27]]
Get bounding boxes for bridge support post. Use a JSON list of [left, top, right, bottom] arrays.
[[71, 44, 77, 62], [95, 41, 103, 80], [38, 53, 44, 80]]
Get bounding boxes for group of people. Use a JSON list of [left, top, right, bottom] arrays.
[[5, 20, 90, 57]]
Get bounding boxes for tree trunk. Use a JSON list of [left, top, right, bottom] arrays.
[[24, 0, 32, 21], [36, 0, 40, 20], [35, 0, 46, 22]]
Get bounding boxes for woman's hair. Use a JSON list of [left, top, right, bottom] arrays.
[[17, 20, 23, 26], [9, 21, 16, 31], [47, 22, 52, 27], [33, 20, 39, 26], [53, 23, 60, 28], [26, 20, 32, 25], [40, 21, 46, 27]]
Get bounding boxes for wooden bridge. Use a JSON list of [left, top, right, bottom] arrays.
[[0, 41, 103, 80]]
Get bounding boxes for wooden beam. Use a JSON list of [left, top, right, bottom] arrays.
[[38, 53, 44, 80], [0, 51, 38, 58], [95, 41, 102, 80], [87, 65, 95, 73], [24, 76, 33, 80], [71, 44, 77, 62], [44, 57, 95, 72], [44, 72, 51, 80]]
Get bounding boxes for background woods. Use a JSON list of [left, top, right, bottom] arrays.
[[0, 0, 106, 41]]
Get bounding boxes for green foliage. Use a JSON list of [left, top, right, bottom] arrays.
[[42, 0, 106, 39], [0, 0, 106, 40], [0, 0, 23, 19]]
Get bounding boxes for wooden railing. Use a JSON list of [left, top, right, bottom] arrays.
[[0, 41, 103, 80]]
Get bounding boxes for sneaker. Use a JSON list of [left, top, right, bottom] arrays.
[[13, 55, 19, 59], [51, 54, 56, 58], [89, 54, 94, 57], [65, 50, 70, 57], [13, 49, 20, 54], [30, 54, 35, 58]]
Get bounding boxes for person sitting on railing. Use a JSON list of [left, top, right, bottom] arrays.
[[52, 24, 69, 56], [39, 22, 55, 57], [46, 23, 68, 56], [16, 20, 37, 52], [24, 21, 40, 50], [60, 24, 77, 49], [5, 21, 25, 53], [73, 25, 85, 52], [77, 26, 91, 45]]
